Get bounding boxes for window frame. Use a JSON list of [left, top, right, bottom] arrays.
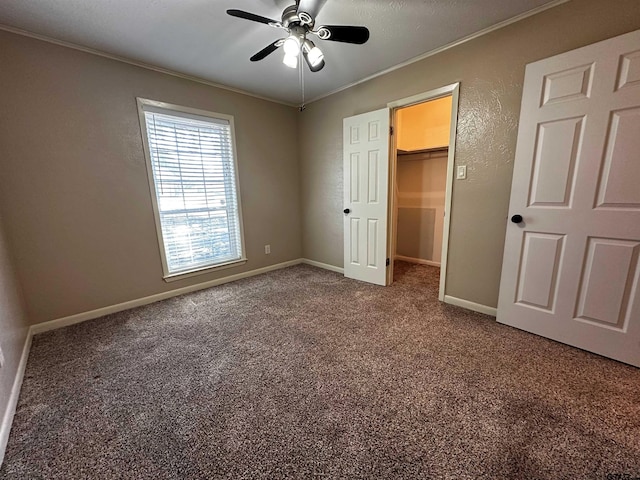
[[136, 98, 247, 282]]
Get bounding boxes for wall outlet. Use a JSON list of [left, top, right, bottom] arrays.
[[264, 244, 271, 254], [456, 165, 467, 180]]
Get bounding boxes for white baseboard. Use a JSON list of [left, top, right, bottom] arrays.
[[444, 295, 497, 317], [0, 330, 32, 467], [300, 258, 344, 274], [394, 255, 441, 267], [31, 259, 303, 335]]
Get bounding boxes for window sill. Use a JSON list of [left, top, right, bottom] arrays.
[[163, 258, 248, 283]]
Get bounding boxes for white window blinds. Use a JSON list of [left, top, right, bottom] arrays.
[[141, 104, 244, 276]]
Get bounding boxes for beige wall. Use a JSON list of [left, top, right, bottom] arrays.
[[397, 96, 452, 151], [299, 0, 640, 308], [0, 212, 29, 459], [0, 30, 301, 324]]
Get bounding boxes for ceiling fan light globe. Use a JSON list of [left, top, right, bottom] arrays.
[[283, 36, 301, 56], [307, 46, 324, 67], [283, 53, 298, 68]]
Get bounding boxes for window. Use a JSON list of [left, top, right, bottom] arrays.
[[137, 99, 245, 280]]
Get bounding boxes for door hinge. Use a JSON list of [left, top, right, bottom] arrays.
[[386, 258, 390, 266], [389, 126, 394, 135]]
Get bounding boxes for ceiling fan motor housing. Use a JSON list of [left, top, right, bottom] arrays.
[[282, 4, 314, 29]]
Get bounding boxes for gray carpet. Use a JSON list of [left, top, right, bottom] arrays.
[[1, 263, 639, 479]]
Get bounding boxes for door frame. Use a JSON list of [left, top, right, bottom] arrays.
[[386, 82, 460, 301]]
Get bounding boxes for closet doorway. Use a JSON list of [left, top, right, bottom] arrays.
[[387, 85, 459, 299]]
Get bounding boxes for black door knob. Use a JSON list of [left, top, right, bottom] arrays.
[[511, 214, 523, 224], [344, 208, 350, 214]]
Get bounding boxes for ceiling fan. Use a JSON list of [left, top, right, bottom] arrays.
[[227, 1, 370, 72]]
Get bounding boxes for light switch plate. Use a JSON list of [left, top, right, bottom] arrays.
[[456, 165, 467, 180]]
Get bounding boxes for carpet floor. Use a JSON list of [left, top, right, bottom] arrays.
[[1, 263, 639, 479]]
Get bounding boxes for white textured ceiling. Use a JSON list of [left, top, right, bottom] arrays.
[[0, 0, 560, 105]]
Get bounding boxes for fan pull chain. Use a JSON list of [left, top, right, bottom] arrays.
[[299, 53, 306, 111]]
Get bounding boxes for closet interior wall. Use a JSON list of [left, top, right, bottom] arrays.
[[395, 96, 452, 267]]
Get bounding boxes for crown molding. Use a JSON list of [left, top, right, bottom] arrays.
[[0, 0, 569, 108], [0, 24, 296, 108], [305, 0, 571, 104]]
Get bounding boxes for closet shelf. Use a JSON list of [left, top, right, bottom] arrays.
[[397, 146, 448, 160]]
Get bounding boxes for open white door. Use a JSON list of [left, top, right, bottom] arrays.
[[498, 29, 640, 367], [343, 108, 390, 286]]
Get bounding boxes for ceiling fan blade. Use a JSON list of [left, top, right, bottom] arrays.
[[297, 0, 328, 18], [318, 25, 370, 44], [226, 9, 278, 25], [250, 41, 281, 62]]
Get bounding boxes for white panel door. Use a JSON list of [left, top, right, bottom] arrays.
[[498, 29, 640, 367], [343, 108, 390, 286]]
